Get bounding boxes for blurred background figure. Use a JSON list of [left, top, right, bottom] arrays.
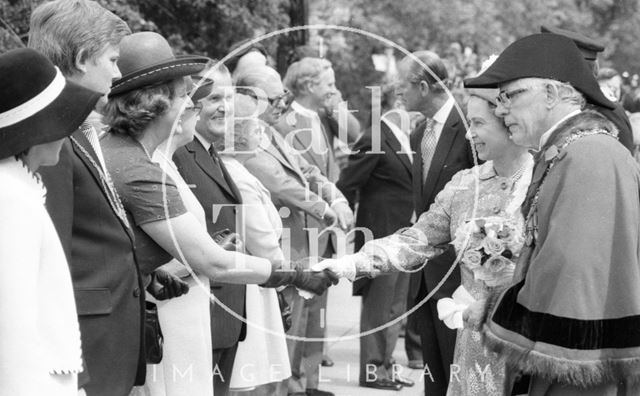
[[598, 67, 623, 103]]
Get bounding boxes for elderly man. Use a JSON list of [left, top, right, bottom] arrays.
[[235, 65, 352, 396], [465, 33, 640, 395], [540, 25, 635, 153]]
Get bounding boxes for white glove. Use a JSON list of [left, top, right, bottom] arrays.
[[311, 257, 356, 281]]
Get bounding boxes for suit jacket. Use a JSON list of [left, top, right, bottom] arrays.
[[244, 130, 345, 260], [275, 105, 341, 256], [40, 130, 144, 396], [336, 122, 414, 296], [409, 108, 474, 301], [173, 139, 246, 349]]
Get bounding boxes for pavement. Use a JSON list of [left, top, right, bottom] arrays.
[[318, 279, 425, 396]]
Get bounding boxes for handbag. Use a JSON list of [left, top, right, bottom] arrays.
[[144, 301, 164, 364], [277, 290, 293, 332]]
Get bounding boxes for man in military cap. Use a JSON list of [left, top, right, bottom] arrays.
[[541, 25, 634, 152], [465, 33, 640, 395]]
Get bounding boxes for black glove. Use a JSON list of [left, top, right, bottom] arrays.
[[261, 260, 340, 295], [147, 269, 190, 300]]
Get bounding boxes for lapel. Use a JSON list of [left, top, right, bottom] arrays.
[[186, 140, 241, 202], [382, 122, 412, 175], [70, 130, 134, 241], [422, 110, 462, 200], [268, 132, 306, 181], [287, 110, 327, 172]]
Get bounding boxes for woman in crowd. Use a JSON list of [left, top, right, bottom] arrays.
[[0, 48, 101, 395], [98, 32, 335, 396], [101, 31, 335, 289], [222, 98, 292, 394], [135, 78, 214, 395], [318, 87, 533, 395]]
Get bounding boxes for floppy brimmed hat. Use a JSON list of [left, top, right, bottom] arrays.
[[0, 48, 101, 159], [109, 31, 209, 97], [464, 33, 614, 110]]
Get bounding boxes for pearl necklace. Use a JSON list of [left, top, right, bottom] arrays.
[[494, 158, 529, 183]]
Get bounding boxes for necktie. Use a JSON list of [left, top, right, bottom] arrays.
[[208, 145, 227, 182], [208, 145, 220, 166], [81, 122, 107, 172], [421, 118, 437, 183]]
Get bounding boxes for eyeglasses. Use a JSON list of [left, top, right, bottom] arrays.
[[496, 87, 530, 108], [236, 87, 293, 107]]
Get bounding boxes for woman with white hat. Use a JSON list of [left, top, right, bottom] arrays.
[[0, 48, 102, 395]]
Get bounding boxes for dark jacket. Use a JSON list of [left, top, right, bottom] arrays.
[[40, 130, 144, 396], [173, 139, 246, 349], [336, 122, 414, 295]]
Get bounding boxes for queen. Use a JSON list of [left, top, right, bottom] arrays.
[[318, 87, 533, 395]]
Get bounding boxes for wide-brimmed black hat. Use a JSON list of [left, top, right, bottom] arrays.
[[464, 33, 614, 110], [0, 48, 101, 159], [109, 32, 209, 97]]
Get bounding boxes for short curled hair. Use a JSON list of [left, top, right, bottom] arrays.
[[28, 0, 130, 77], [103, 78, 184, 139], [283, 57, 332, 97], [527, 78, 586, 108], [231, 118, 262, 152], [400, 50, 449, 93]]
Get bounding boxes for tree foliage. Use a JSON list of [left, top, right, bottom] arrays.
[[1, 0, 640, 124]]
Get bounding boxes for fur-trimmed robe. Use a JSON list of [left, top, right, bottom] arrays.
[[483, 110, 640, 389]]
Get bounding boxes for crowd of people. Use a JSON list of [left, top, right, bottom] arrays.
[[2, 1, 640, 396]]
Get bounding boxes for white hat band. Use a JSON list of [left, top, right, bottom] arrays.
[[0, 67, 66, 128]]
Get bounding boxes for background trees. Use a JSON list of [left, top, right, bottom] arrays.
[[2, 0, 639, 124]]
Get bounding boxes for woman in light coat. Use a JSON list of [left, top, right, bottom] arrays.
[[0, 48, 102, 395]]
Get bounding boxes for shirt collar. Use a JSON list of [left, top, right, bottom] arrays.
[[539, 109, 581, 149], [432, 97, 455, 124], [195, 132, 211, 151], [291, 100, 321, 120]]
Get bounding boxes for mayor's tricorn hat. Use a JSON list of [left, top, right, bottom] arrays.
[[464, 33, 614, 110], [540, 25, 605, 61]]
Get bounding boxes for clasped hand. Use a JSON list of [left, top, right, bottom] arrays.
[[312, 257, 356, 281]]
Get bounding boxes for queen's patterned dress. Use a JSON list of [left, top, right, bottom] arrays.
[[347, 158, 533, 395]]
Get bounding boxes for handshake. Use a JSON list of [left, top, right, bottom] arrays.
[[261, 256, 354, 295]]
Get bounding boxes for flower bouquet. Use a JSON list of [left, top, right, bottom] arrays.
[[451, 216, 524, 288]]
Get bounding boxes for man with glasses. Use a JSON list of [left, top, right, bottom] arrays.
[[540, 25, 634, 153], [237, 64, 352, 396], [465, 33, 640, 395]]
